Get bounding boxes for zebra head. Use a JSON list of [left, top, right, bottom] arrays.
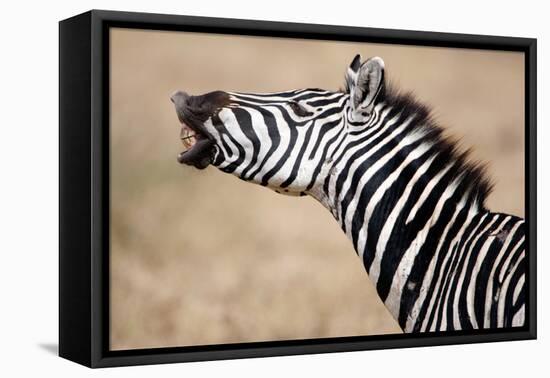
[[171, 54, 385, 196]]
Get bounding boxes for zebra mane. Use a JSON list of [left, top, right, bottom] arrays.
[[380, 83, 494, 211]]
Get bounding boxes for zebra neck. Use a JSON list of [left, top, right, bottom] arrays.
[[310, 114, 489, 329]]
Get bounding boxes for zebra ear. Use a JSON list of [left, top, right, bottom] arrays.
[[346, 55, 385, 114], [345, 54, 362, 93]]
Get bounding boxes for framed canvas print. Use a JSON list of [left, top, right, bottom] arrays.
[[59, 9, 537, 368]]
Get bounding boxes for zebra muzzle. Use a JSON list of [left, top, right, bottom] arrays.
[[177, 137, 215, 169], [177, 121, 216, 169]]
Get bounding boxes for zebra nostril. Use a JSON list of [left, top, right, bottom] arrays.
[[170, 90, 190, 106]]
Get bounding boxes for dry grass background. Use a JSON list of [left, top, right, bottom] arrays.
[[110, 28, 524, 350]]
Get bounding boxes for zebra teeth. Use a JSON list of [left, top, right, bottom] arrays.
[[180, 123, 197, 151]]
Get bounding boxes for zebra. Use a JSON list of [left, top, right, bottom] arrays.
[[170, 54, 526, 332]]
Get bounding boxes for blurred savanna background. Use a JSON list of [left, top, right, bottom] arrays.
[[110, 28, 524, 350]]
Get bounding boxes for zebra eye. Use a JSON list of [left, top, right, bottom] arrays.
[[288, 101, 311, 117]]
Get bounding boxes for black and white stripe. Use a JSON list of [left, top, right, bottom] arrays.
[[191, 54, 526, 332]]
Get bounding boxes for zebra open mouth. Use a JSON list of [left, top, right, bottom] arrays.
[[176, 120, 216, 169], [171, 90, 229, 169], [179, 122, 198, 151]]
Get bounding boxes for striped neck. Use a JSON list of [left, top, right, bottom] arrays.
[[308, 94, 491, 329]]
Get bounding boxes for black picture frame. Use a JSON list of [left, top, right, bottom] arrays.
[[59, 9, 537, 368]]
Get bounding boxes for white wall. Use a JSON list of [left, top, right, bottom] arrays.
[[0, 0, 547, 376]]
